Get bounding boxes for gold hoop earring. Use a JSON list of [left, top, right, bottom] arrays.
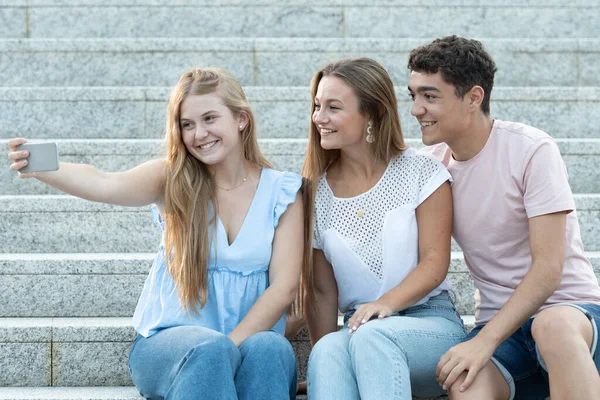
[[366, 120, 375, 143]]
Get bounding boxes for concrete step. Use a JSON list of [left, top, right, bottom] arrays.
[[2, 138, 599, 195], [2, 194, 600, 253], [0, 387, 143, 400], [1, 86, 599, 140], [0, 38, 598, 87], [1, 252, 598, 318], [0, 387, 443, 400], [1, 0, 597, 39], [0, 316, 471, 392]]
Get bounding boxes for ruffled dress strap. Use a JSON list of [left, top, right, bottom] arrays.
[[273, 171, 303, 227], [150, 204, 165, 230]]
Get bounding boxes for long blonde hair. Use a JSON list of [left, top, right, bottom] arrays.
[[164, 68, 272, 313], [301, 58, 408, 305]]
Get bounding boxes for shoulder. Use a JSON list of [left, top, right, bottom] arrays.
[[393, 148, 446, 171], [262, 168, 302, 193], [262, 169, 302, 224], [494, 120, 556, 150]]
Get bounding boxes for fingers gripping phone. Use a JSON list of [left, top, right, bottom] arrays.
[[16, 142, 60, 173]]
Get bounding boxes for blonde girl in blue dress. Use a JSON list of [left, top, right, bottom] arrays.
[[8, 68, 304, 400]]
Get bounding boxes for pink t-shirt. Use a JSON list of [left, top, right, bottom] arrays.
[[428, 119, 600, 325]]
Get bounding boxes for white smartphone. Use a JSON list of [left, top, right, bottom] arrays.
[[16, 142, 59, 173]]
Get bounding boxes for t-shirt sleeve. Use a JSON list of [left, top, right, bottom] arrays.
[[273, 171, 303, 228], [416, 153, 453, 206], [522, 139, 575, 218]]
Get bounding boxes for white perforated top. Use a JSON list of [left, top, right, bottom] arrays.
[[314, 148, 453, 312]]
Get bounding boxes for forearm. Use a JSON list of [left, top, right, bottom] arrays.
[[35, 162, 112, 202], [306, 290, 339, 345], [379, 257, 448, 312], [228, 285, 296, 346], [477, 260, 561, 346]]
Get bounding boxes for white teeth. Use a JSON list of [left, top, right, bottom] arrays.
[[321, 128, 337, 134], [199, 141, 217, 149], [420, 121, 436, 127]]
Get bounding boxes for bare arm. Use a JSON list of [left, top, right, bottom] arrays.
[[228, 192, 304, 346], [347, 181, 452, 329], [438, 211, 566, 391], [306, 249, 339, 345], [8, 138, 166, 207]]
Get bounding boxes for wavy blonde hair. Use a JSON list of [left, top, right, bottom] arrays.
[[164, 68, 272, 313], [301, 58, 408, 305]]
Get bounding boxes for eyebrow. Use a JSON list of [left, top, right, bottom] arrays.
[[408, 86, 441, 93], [180, 110, 219, 119], [314, 97, 343, 103]]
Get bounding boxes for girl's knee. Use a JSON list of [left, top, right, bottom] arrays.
[[309, 331, 348, 363], [240, 331, 294, 362]]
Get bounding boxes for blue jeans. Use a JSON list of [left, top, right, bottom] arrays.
[[128, 325, 297, 400], [465, 303, 600, 400], [307, 292, 466, 399]]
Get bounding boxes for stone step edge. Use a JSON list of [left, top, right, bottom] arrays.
[[0, 388, 312, 400], [1, 86, 599, 102], [0, 387, 142, 400], [3, 0, 599, 7], [0, 37, 598, 53], [2, 251, 599, 275], [0, 316, 478, 343]]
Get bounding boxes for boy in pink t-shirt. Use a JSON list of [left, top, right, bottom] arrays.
[[408, 36, 600, 400]]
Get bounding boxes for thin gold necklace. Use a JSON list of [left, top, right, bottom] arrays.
[[215, 167, 249, 191]]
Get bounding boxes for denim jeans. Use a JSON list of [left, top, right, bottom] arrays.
[[307, 292, 466, 399], [465, 303, 600, 400], [128, 325, 297, 400]]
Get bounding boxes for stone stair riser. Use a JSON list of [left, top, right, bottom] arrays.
[[1, 39, 598, 87], [1, 5, 598, 39]]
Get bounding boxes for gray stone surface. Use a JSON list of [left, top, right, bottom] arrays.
[[0, 343, 51, 386], [3, 0, 600, 5], [2, 87, 598, 140], [0, 275, 147, 317], [0, 4, 591, 39], [346, 7, 598, 38], [29, 6, 343, 38], [52, 342, 132, 386], [0, 318, 52, 342], [0, 206, 161, 253], [0, 387, 143, 400], [0, 8, 25, 38], [0, 38, 596, 87]]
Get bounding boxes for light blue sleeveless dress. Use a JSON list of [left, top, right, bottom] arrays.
[[132, 169, 302, 338]]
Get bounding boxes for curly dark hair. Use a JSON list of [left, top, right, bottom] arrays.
[[407, 36, 497, 115]]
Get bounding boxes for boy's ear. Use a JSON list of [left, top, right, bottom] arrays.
[[468, 85, 485, 111]]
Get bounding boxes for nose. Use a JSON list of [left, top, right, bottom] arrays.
[[313, 107, 327, 125], [194, 125, 209, 140], [410, 99, 425, 117]]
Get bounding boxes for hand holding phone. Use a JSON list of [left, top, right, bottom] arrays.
[[8, 138, 60, 175]]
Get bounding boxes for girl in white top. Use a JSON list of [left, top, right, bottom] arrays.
[[303, 58, 466, 399]]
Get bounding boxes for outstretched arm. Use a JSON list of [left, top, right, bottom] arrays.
[[8, 137, 166, 207], [228, 192, 304, 346]]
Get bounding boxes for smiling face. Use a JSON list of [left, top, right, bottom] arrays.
[[179, 92, 247, 166], [312, 76, 370, 151], [408, 71, 472, 146]]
